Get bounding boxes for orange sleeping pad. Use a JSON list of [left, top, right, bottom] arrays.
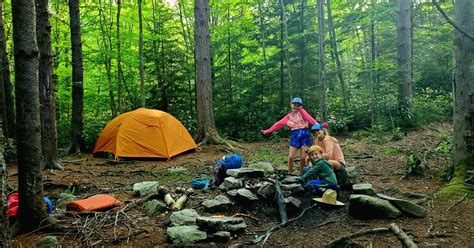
[[66, 194, 122, 212]]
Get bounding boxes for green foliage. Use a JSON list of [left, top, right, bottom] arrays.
[[4, 138, 16, 161], [412, 88, 452, 127], [391, 127, 403, 141], [405, 153, 424, 176], [439, 163, 455, 182], [381, 146, 404, 155]]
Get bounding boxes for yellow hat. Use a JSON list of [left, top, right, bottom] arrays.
[[312, 189, 344, 206]]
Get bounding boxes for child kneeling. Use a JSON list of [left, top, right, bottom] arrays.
[[299, 145, 339, 193]]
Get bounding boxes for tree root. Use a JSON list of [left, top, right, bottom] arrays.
[[197, 130, 243, 152]]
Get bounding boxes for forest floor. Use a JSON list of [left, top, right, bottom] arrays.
[[7, 122, 474, 247]]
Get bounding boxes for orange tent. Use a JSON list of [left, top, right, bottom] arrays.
[[93, 108, 197, 159]]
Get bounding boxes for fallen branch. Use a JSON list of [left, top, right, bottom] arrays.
[[232, 213, 259, 223], [246, 205, 315, 245], [347, 153, 374, 159], [61, 158, 87, 164], [426, 232, 454, 238], [389, 223, 417, 248], [446, 193, 468, 211], [274, 177, 288, 225]]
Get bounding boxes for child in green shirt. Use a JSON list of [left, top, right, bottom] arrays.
[[300, 145, 339, 192]]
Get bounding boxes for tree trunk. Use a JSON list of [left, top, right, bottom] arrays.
[[369, 0, 376, 125], [138, 0, 145, 107], [279, 9, 285, 109], [194, 0, 219, 142], [12, 0, 49, 231], [68, 0, 85, 154], [37, 0, 62, 170], [279, 0, 293, 98], [0, 0, 14, 141], [317, 0, 327, 121], [396, 0, 412, 126], [0, 115, 8, 246], [453, 0, 474, 178], [116, 0, 123, 113], [226, 3, 232, 108], [326, 0, 348, 108], [299, 0, 306, 96]]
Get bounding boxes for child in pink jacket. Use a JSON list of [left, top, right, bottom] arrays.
[[261, 98, 318, 175]]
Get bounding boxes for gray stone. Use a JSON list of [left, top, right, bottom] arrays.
[[346, 166, 358, 184], [376, 193, 427, 218], [56, 193, 76, 208], [168, 166, 188, 173], [219, 177, 243, 191], [281, 176, 301, 184], [257, 182, 275, 199], [285, 196, 302, 210], [402, 192, 427, 199], [349, 194, 401, 219], [248, 162, 275, 175], [208, 231, 231, 241], [280, 183, 304, 194], [203, 195, 232, 213], [166, 225, 207, 244], [196, 216, 247, 233], [275, 164, 289, 174], [133, 181, 159, 197], [236, 188, 259, 201], [146, 199, 167, 216], [226, 189, 238, 197], [34, 236, 59, 248], [226, 168, 264, 179], [169, 209, 200, 226], [352, 183, 375, 195]]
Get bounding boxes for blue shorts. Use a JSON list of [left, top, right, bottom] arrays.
[[289, 128, 312, 148]]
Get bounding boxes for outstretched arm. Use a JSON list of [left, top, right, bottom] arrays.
[[299, 108, 317, 126], [261, 114, 290, 134]]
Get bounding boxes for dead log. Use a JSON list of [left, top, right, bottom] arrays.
[[274, 177, 288, 225], [171, 188, 194, 211]]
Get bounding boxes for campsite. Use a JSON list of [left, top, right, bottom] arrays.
[[1, 0, 474, 247]]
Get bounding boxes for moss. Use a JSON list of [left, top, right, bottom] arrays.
[[381, 146, 404, 155], [437, 159, 474, 197]]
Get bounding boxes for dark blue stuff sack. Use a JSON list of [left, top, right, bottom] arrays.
[[213, 154, 244, 186]]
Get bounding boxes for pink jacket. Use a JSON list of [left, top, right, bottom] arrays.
[[261, 108, 317, 134]]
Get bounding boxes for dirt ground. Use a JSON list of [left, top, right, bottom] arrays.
[[6, 123, 474, 247]]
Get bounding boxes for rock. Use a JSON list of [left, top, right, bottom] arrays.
[[281, 176, 301, 184], [202, 195, 232, 213], [56, 193, 76, 208], [376, 193, 427, 218], [168, 166, 188, 173], [285, 196, 301, 212], [236, 188, 259, 201], [226, 189, 238, 197], [349, 194, 401, 219], [133, 181, 159, 197], [226, 168, 264, 179], [275, 164, 289, 174], [346, 166, 358, 185], [352, 183, 375, 195], [248, 162, 274, 175], [208, 231, 231, 241], [280, 183, 304, 194], [196, 216, 247, 233], [166, 225, 207, 244], [34, 236, 59, 248], [402, 192, 427, 199], [228, 243, 244, 248], [169, 209, 200, 226], [146, 199, 167, 216], [219, 177, 243, 191], [257, 182, 275, 199]]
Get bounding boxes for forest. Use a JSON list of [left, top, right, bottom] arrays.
[[0, 0, 473, 246]]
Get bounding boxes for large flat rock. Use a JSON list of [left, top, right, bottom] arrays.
[[202, 195, 232, 213], [196, 216, 246, 233], [166, 225, 207, 244], [226, 168, 264, 179], [349, 194, 401, 219], [169, 209, 200, 226], [377, 193, 427, 218]]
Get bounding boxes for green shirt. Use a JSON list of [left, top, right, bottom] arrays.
[[300, 159, 338, 185]]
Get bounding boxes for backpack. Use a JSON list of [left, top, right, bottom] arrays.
[[213, 154, 243, 186]]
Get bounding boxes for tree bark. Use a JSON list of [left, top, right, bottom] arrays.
[[326, 0, 348, 108], [37, 0, 62, 170], [317, 0, 327, 121], [194, 0, 219, 143], [299, 0, 306, 97], [453, 0, 474, 175], [369, 0, 376, 125], [0, 0, 14, 141], [138, 0, 145, 107], [396, 0, 413, 126], [116, 0, 123, 113], [0, 115, 8, 246], [12, 0, 49, 231], [68, 0, 85, 154]]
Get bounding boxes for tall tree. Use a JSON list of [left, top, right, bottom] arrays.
[[369, 0, 376, 125], [396, 0, 412, 126], [278, 0, 293, 98], [326, 0, 348, 108], [68, 0, 85, 154], [116, 0, 123, 113], [12, 0, 49, 231], [317, 0, 327, 121], [37, 0, 63, 169], [452, 0, 474, 181], [0, 0, 14, 140], [0, 115, 8, 245], [138, 0, 145, 107]]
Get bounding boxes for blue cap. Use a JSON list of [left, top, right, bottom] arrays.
[[311, 123, 322, 131], [291, 98, 303, 105]]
